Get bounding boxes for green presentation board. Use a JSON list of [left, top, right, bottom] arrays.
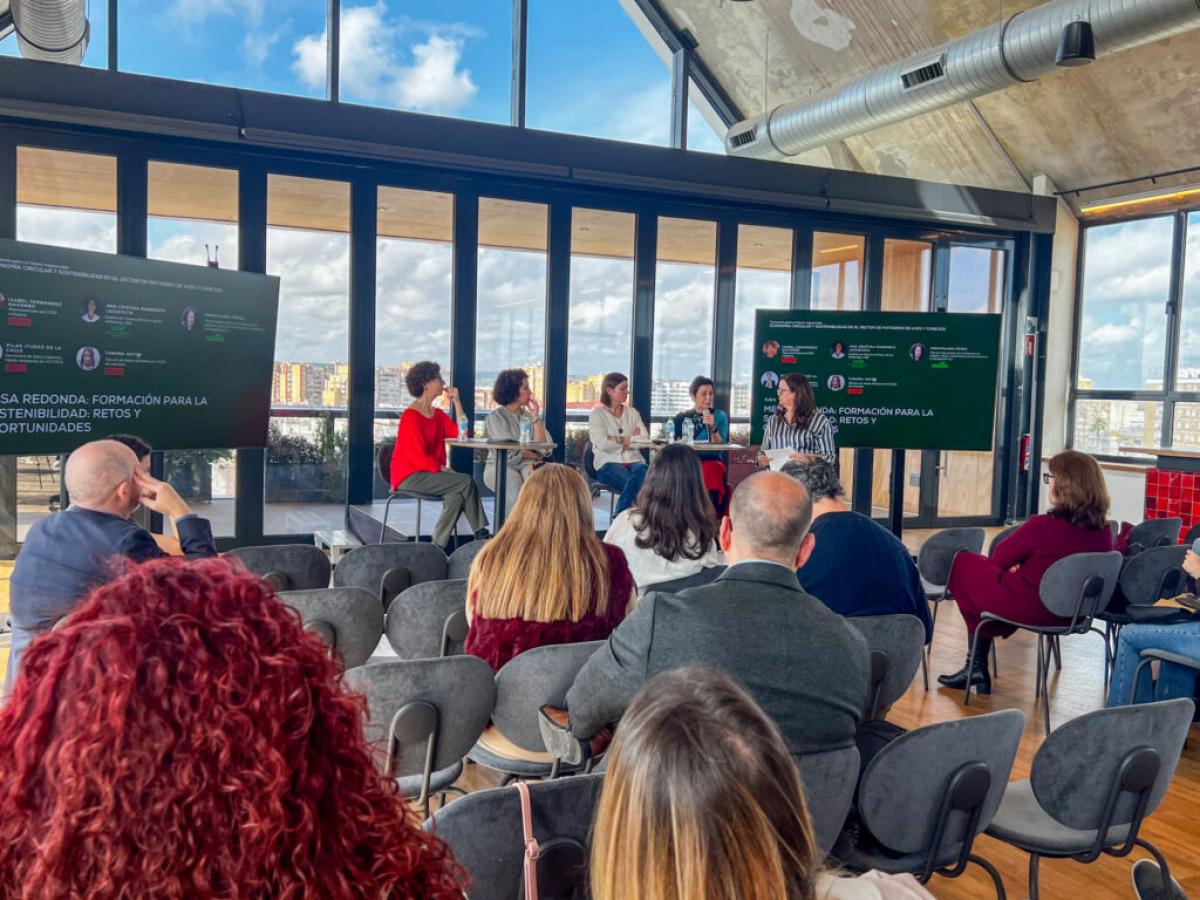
[[751, 310, 1001, 450], [0, 238, 280, 455]]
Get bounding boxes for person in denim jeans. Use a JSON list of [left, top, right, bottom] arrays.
[[1106, 548, 1200, 707]]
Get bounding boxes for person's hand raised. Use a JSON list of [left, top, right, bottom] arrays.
[[443, 386, 460, 403], [134, 470, 191, 519], [527, 395, 541, 418]]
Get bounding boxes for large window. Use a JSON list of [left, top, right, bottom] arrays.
[[120, 0, 326, 98], [1174, 212, 1200, 381], [811, 233, 864, 310], [475, 198, 548, 416], [338, 0, 509, 124], [265, 174, 350, 534], [567, 209, 635, 415], [652, 216, 716, 418], [1077, 217, 1174, 392], [732, 224, 792, 419], [147, 161, 240, 537], [9, 148, 117, 544]]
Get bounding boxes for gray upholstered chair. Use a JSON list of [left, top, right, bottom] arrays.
[[385, 579, 469, 660], [797, 746, 860, 858], [278, 586, 383, 669], [1132, 649, 1200, 705], [447, 538, 489, 580], [917, 526, 986, 689], [426, 774, 604, 900], [1183, 520, 1200, 547], [334, 542, 448, 611], [645, 565, 727, 595], [985, 699, 1194, 900], [345, 655, 495, 819], [1126, 517, 1182, 557], [837, 709, 1024, 897], [988, 523, 1021, 557], [848, 614, 925, 720], [965, 551, 1123, 732], [468, 640, 603, 782], [226, 544, 331, 591], [1097, 545, 1189, 682]]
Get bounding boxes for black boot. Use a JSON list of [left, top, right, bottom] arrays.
[[937, 638, 992, 694]]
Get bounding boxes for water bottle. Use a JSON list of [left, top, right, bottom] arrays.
[[519, 412, 532, 444], [683, 417, 694, 446], [458, 413, 469, 440], [665, 419, 675, 443]]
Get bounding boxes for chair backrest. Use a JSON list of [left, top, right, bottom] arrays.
[[377, 444, 392, 486], [492, 641, 604, 753], [1127, 518, 1182, 553], [427, 774, 605, 899], [1117, 545, 1189, 608], [1030, 698, 1193, 833], [278, 586, 383, 669], [797, 745, 860, 857], [988, 524, 1021, 557], [1037, 551, 1124, 623], [334, 542, 449, 609], [385, 579, 469, 659], [345, 656, 496, 779], [447, 539, 489, 580], [646, 565, 727, 595], [917, 527, 985, 587], [848, 615, 926, 716], [858, 709, 1024, 856], [226, 544, 332, 591], [583, 442, 600, 480]]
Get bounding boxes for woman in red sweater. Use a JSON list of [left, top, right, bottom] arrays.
[[390, 361, 489, 548], [937, 450, 1113, 694], [464, 464, 634, 672]]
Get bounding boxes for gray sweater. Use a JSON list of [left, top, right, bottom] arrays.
[[565, 561, 870, 755]]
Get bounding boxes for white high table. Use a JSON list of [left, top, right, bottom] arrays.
[[444, 438, 557, 530]]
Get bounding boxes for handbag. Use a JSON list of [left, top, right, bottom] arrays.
[[515, 781, 588, 900]]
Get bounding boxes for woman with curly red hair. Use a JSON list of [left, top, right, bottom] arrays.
[[0, 557, 466, 899]]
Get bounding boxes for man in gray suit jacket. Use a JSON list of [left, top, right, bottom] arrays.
[[7, 439, 217, 686], [541, 471, 870, 763]]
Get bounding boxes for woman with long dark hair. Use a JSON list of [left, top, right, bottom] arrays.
[[604, 443, 724, 595], [938, 450, 1114, 694], [0, 557, 466, 898], [759, 373, 837, 467]]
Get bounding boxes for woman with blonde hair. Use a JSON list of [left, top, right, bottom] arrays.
[[591, 667, 932, 900], [464, 463, 634, 672]]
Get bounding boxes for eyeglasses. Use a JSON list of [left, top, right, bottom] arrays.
[[1042, 473, 1055, 485]]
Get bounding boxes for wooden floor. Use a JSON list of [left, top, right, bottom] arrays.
[[450, 600, 1200, 900]]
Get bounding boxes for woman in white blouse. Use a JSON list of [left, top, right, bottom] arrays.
[[588, 372, 649, 516], [604, 443, 724, 595]]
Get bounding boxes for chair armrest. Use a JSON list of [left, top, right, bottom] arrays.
[[1137, 648, 1200, 671]]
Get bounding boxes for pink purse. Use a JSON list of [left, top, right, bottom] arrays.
[[517, 781, 540, 900]]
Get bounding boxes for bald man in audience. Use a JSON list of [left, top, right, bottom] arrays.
[[540, 471, 870, 764], [6, 439, 217, 684]]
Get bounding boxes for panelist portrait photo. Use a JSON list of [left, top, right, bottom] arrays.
[[76, 346, 100, 372], [909, 342, 927, 362], [826, 374, 845, 392], [81, 298, 101, 323], [762, 339, 780, 359], [830, 340, 847, 360], [181, 306, 200, 332], [760, 370, 780, 390]]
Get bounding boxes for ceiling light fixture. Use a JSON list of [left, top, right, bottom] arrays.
[[817, 243, 860, 254], [1081, 186, 1200, 216], [1055, 20, 1095, 67]]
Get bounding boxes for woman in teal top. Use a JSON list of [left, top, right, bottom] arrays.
[[672, 376, 730, 511]]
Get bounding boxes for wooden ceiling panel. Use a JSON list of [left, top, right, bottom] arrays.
[[657, 216, 717, 266], [378, 186, 454, 242], [17, 146, 116, 213], [737, 224, 793, 271], [267, 174, 350, 233], [148, 161, 238, 223], [572, 207, 635, 259], [813, 231, 865, 266], [479, 197, 547, 252]]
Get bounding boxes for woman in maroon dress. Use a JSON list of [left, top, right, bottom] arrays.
[[465, 463, 635, 672], [937, 450, 1113, 694]]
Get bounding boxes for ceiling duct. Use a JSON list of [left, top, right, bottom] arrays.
[[12, 0, 88, 65], [726, 0, 1200, 160]]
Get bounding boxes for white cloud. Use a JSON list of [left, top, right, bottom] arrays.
[[292, 4, 478, 114], [243, 31, 280, 68], [16, 207, 116, 253], [165, 0, 266, 28]]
